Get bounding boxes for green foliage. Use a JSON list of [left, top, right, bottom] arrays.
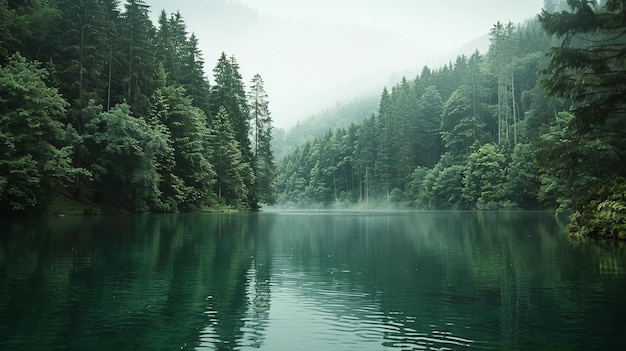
[[273, 16, 562, 213], [120, 0, 157, 118], [539, 0, 626, 133], [505, 143, 541, 208], [0, 53, 77, 214], [211, 53, 255, 205], [248, 74, 276, 206], [568, 177, 626, 240], [272, 96, 378, 160], [158, 86, 216, 211], [534, 112, 614, 214], [84, 103, 168, 212], [417, 86, 444, 167], [427, 161, 466, 210], [1, 1, 277, 214], [209, 106, 248, 207], [441, 86, 489, 155], [463, 143, 509, 210]]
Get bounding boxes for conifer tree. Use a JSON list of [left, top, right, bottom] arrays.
[[375, 87, 395, 198], [209, 106, 248, 206], [441, 86, 489, 156], [489, 21, 518, 144], [539, 0, 626, 134], [248, 74, 276, 206], [159, 86, 215, 210], [211, 53, 254, 202], [417, 86, 444, 167], [120, 0, 157, 117], [56, 0, 111, 130]]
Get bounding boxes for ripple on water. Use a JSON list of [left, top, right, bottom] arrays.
[[260, 269, 475, 351]]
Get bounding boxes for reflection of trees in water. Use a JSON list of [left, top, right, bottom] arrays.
[[265, 211, 626, 350], [266, 213, 478, 349], [0, 214, 275, 351], [195, 213, 273, 350], [2, 212, 626, 350]]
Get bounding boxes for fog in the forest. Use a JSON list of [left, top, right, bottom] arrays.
[[148, 0, 544, 128]]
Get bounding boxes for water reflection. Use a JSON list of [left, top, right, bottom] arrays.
[[1, 211, 626, 350]]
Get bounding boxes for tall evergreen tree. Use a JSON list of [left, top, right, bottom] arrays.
[[120, 0, 157, 117], [539, 0, 626, 135], [375, 87, 395, 198], [155, 11, 211, 114], [56, 0, 111, 130], [211, 52, 254, 202], [441, 86, 489, 156], [417, 85, 444, 167], [248, 74, 276, 206], [159, 85, 215, 210], [489, 21, 518, 144], [539, 0, 626, 236], [354, 116, 377, 202], [147, 87, 183, 212], [209, 106, 248, 206]]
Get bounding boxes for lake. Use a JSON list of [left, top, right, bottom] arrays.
[[1, 211, 625, 350]]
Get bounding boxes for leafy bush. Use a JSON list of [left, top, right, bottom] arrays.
[[568, 177, 626, 240]]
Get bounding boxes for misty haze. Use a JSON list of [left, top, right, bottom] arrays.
[[148, 0, 545, 129]]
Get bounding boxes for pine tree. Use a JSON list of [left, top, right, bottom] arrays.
[[147, 88, 183, 212], [209, 106, 248, 206], [56, 0, 111, 130], [489, 21, 518, 144], [375, 87, 394, 198], [211, 53, 254, 203], [181, 34, 211, 114], [417, 85, 444, 167], [539, 0, 626, 134], [354, 116, 377, 203], [248, 74, 276, 206], [120, 0, 157, 117], [159, 85, 215, 210], [155, 11, 211, 114], [441, 86, 489, 156]]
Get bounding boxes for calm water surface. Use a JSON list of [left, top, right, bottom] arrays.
[[1, 211, 625, 350]]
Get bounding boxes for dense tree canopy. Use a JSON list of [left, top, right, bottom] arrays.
[[275, 17, 554, 209], [2, 0, 624, 239], [274, 1, 625, 240], [0, 0, 276, 214]]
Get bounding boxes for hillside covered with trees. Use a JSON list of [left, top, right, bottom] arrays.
[[0, 0, 276, 214], [274, 0, 626, 239]]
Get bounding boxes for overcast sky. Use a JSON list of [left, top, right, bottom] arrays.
[[149, 0, 545, 129], [238, 0, 544, 54]]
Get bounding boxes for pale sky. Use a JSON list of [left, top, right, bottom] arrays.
[[238, 0, 544, 53], [149, 0, 545, 129]]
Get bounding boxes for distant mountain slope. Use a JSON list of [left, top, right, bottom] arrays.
[[270, 32, 494, 160], [272, 95, 379, 160]]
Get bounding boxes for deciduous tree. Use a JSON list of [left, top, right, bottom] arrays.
[[0, 54, 76, 214]]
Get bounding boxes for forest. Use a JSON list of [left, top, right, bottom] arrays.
[[0, 0, 276, 214], [1, 0, 625, 239], [273, 0, 626, 239]]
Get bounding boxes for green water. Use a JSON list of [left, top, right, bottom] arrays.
[[1, 211, 625, 350]]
